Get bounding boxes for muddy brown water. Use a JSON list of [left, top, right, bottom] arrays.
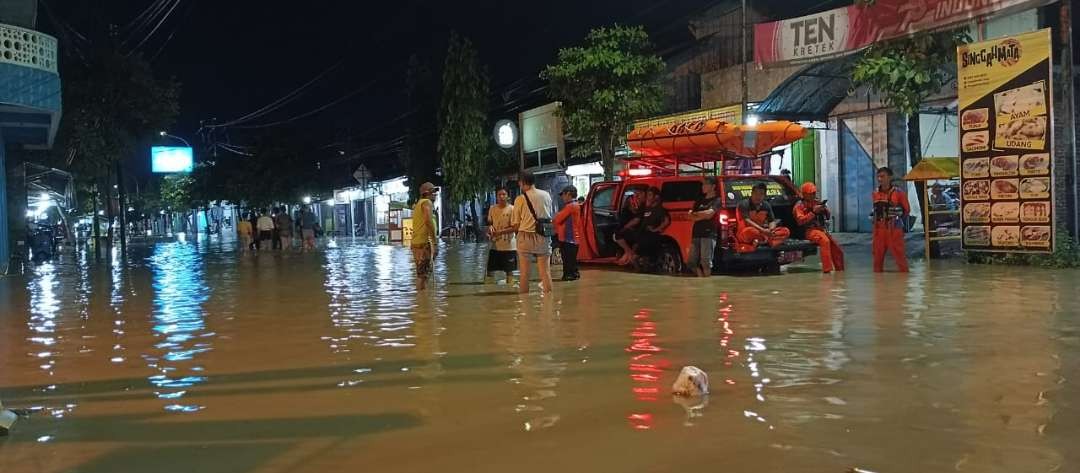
[[1, 238, 1078, 473]]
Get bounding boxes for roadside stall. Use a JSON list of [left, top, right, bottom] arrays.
[[902, 157, 961, 260]]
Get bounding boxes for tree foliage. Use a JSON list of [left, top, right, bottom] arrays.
[[188, 135, 321, 209], [542, 25, 666, 179], [438, 32, 491, 205], [403, 54, 440, 203], [851, 26, 971, 116], [52, 49, 181, 180]]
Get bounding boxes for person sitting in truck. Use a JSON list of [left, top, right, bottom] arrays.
[[632, 187, 671, 264], [735, 182, 791, 253], [614, 188, 646, 265], [794, 182, 844, 273]]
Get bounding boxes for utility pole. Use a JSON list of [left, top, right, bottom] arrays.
[[1062, 0, 1078, 240], [116, 161, 127, 253], [741, 0, 749, 124]]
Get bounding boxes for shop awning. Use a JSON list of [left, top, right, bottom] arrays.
[[754, 55, 857, 122], [902, 157, 960, 181]]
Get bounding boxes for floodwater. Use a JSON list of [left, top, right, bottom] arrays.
[[1, 237, 1078, 473]]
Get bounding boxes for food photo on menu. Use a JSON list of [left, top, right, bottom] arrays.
[[964, 203, 991, 223], [1019, 177, 1051, 199], [990, 178, 1020, 200], [1019, 153, 1050, 175], [1021, 226, 1052, 247], [991, 202, 1020, 224], [996, 116, 1047, 146], [991, 226, 1021, 247], [963, 158, 990, 178], [964, 226, 991, 246], [994, 81, 1047, 119], [963, 180, 991, 200], [1020, 201, 1051, 223], [961, 108, 988, 130], [990, 155, 1019, 177], [962, 130, 990, 152]]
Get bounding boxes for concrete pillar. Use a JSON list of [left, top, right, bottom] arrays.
[[0, 133, 7, 274]]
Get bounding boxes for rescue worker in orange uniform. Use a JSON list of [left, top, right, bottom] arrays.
[[735, 182, 791, 253], [872, 167, 910, 272], [794, 182, 844, 273]]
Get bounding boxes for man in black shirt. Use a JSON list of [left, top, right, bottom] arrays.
[[688, 177, 723, 277], [633, 186, 671, 262]]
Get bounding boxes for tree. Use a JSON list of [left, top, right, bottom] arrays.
[[542, 25, 666, 180], [403, 54, 440, 204], [851, 17, 971, 208], [438, 32, 491, 210]]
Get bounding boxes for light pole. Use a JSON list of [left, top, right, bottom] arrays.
[[159, 131, 192, 148]]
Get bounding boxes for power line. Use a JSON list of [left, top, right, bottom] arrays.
[[122, 0, 174, 47], [205, 60, 345, 129], [150, 0, 197, 61], [127, 0, 184, 55]]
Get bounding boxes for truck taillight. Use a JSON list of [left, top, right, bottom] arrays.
[[717, 211, 730, 226]]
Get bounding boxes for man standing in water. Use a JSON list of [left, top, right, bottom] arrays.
[[237, 212, 254, 254], [275, 207, 293, 251], [687, 177, 721, 277], [299, 206, 318, 251], [511, 171, 554, 294], [256, 209, 275, 251], [872, 167, 910, 272], [411, 182, 439, 291], [553, 186, 582, 281], [486, 188, 516, 285]]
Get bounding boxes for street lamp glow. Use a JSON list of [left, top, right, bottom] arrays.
[[746, 115, 761, 126], [159, 131, 167, 136], [302, 196, 312, 205]]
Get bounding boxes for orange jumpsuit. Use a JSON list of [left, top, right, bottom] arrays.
[[872, 186, 910, 272], [735, 201, 791, 253], [794, 200, 844, 273]]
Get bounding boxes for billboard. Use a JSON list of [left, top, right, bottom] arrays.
[[958, 29, 1053, 253], [151, 146, 194, 173], [754, 0, 1049, 67]]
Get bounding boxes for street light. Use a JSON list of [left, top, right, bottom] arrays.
[[159, 131, 192, 148], [302, 196, 312, 205]]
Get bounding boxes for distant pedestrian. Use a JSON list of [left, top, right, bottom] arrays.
[[299, 206, 318, 251], [271, 207, 282, 250], [411, 182, 439, 291], [275, 207, 294, 250], [256, 209, 275, 251], [553, 185, 582, 281], [485, 188, 516, 285], [248, 212, 259, 251], [511, 171, 554, 294], [237, 212, 254, 253]]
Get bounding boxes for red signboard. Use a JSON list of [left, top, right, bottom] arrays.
[[754, 0, 1047, 67]]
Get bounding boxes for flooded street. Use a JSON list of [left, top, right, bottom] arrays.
[[1, 238, 1079, 473]]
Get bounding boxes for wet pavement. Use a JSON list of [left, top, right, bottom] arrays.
[[1, 237, 1078, 473]]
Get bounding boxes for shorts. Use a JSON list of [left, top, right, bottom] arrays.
[[258, 230, 272, 241], [516, 232, 552, 256], [614, 227, 637, 245], [688, 237, 716, 271], [412, 245, 433, 279], [487, 249, 517, 273], [302, 229, 316, 240], [635, 231, 664, 257]]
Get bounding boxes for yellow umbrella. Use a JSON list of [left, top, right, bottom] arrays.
[[903, 157, 960, 181]]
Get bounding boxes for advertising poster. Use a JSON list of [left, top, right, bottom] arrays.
[[958, 29, 1053, 253]]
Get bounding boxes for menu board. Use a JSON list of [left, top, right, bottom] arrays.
[[957, 29, 1054, 253]]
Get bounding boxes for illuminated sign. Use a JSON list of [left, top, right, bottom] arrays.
[[151, 146, 194, 173], [494, 119, 518, 149]]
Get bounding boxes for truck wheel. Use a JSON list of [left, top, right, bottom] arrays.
[[658, 244, 684, 275]]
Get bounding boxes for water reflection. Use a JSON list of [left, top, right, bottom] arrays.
[[146, 242, 210, 412], [626, 308, 665, 430], [27, 264, 60, 375]]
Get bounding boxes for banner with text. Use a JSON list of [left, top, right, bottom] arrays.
[[958, 28, 1053, 253], [754, 0, 1045, 67]]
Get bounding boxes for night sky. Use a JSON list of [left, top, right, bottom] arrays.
[[59, 0, 727, 137]]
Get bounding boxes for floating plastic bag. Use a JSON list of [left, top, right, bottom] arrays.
[[672, 366, 709, 396]]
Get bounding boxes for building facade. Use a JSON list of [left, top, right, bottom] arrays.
[[0, 0, 61, 274]]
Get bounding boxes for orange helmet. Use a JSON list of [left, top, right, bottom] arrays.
[[800, 182, 818, 196]]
